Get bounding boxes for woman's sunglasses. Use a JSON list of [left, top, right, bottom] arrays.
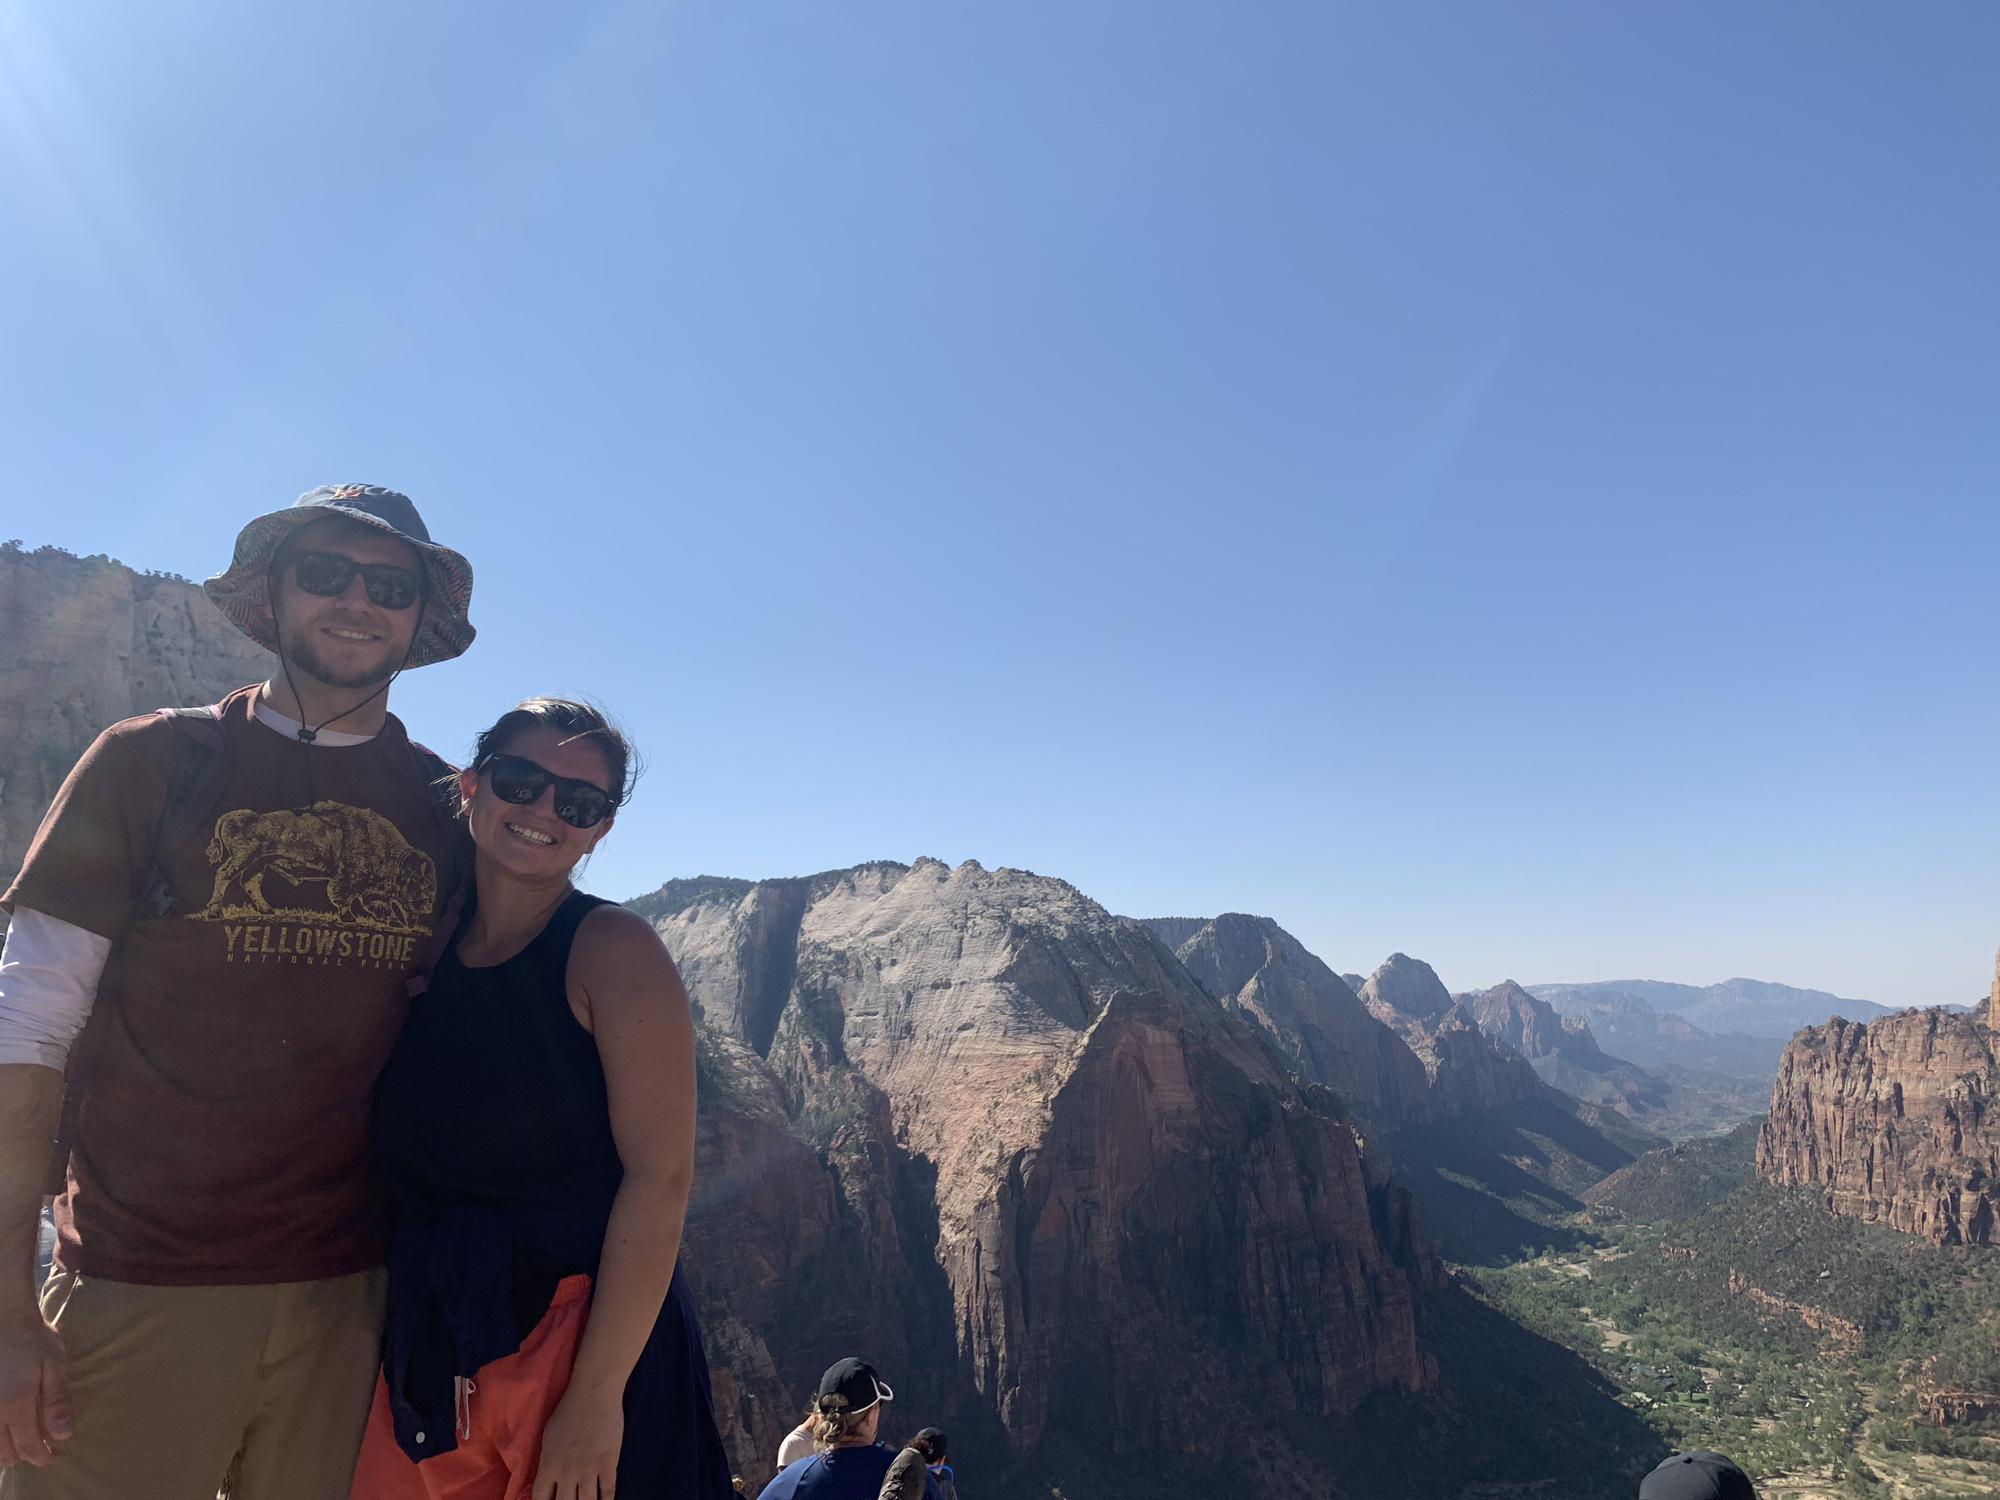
[[480, 753, 616, 830], [288, 550, 423, 611]]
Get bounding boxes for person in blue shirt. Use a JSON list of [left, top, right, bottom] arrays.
[[756, 1359, 938, 1500]]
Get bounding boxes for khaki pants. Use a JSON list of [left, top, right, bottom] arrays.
[[0, 1266, 386, 1500]]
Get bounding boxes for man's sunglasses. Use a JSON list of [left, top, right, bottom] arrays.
[[481, 754, 617, 830], [287, 550, 423, 611]]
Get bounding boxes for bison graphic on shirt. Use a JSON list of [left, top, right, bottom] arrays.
[[193, 801, 438, 935]]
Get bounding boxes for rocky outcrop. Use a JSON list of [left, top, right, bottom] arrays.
[[1917, 1358, 2000, 1427], [1407, 1002, 1544, 1111], [1161, 913, 1432, 1126], [645, 860, 1442, 1488], [1353, 957, 1541, 1113], [1466, 980, 1572, 1060], [0, 546, 271, 917], [1756, 1008, 1999, 1246], [1360, 951, 1455, 1030], [1724, 1269, 1863, 1355]]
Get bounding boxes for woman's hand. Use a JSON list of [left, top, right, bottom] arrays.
[[532, 1385, 623, 1500]]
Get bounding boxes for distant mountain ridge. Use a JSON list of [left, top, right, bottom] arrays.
[[1529, 976, 1895, 1039], [1459, 981, 1768, 1139], [1462, 982, 1664, 1109]]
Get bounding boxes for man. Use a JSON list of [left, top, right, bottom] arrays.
[[1638, 1450, 1758, 1500], [0, 485, 475, 1499], [757, 1359, 938, 1500]]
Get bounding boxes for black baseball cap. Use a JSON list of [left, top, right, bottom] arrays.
[[1638, 1450, 1757, 1500], [816, 1357, 894, 1417]]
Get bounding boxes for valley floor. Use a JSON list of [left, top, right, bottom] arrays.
[[1475, 1227, 2000, 1499]]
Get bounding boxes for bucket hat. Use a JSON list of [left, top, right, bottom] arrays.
[[203, 484, 475, 668]]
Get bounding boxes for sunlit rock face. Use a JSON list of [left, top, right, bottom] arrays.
[[1465, 980, 1574, 1061], [1757, 1007, 2000, 1246], [0, 547, 271, 922], [1359, 951, 1457, 1030], [649, 860, 1440, 1488], [1160, 912, 1433, 1126]]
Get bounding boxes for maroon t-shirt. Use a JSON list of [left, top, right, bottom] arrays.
[[1, 685, 461, 1284]]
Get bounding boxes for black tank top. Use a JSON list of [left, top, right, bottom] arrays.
[[373, 889, 622, 1206]]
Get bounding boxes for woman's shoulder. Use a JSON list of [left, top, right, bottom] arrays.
[[573, 899, 667, 949], [570, 901, 681, 982]]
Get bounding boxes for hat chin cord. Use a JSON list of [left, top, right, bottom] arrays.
[[270, 612, 410, 748]]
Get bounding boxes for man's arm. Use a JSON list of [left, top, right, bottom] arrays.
[[0, 1064, 68, 1468], [0, 720, 177, 1467], [0, 909, 106, 1470]]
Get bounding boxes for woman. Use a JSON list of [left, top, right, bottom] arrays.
[[758, 1359, 930, 1500], [351, 697, 731, 1500]]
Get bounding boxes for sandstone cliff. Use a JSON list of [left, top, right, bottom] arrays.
[[1756, 1007, 1999, 1245], [646, 861, 1443, 1489], [0, 545, 270, 914], [1158, 913, 1433, 1125]]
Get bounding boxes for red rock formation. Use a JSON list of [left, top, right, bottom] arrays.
[[1917, 1358, 2000, 1427], [1724, 1270, 1862, 1354], [1756, 1007, 1999, 1246], [649, 861, 1442, 1488]]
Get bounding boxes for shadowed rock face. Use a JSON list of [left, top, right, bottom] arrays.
[[1409, 1003, 1544, 1111], [1757, 1007, 2000, 1245], [1354, 957, 1540, 1112], [1163, 913, 1433, 1125], [647, 860, 1440, 1487], [0, 549, 271, 922]]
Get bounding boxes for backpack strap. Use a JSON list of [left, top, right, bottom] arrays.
[[139, 706, 232, 919], [50, 702, 232, 1194]]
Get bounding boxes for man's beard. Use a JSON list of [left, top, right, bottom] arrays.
[[285, 633, 406, 691]]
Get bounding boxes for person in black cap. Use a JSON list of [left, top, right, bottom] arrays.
[[1638, 1449, 1759, 1500], [0, 484, 473, 1500], [757, 1358, 938, 1500]]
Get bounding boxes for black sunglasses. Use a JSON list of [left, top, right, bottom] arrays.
[[288, 550, 423, 611], [481, 753, 617, 830]]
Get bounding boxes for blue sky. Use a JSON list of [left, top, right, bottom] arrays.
[[4, 3, 1997, 1005]]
